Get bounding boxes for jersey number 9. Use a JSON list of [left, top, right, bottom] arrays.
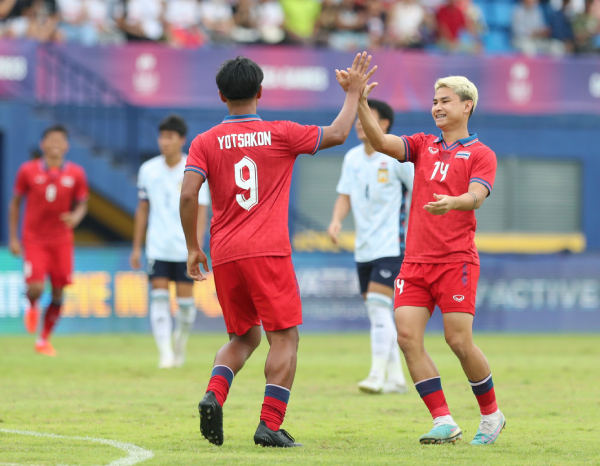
[[234, 156, 258, 211]]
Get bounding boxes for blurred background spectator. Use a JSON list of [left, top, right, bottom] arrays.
[[387, 0, 425, 48], [512, 0, 553, 55], [164, 0, 204, 48], [572, 0, 600, 52], [199, 0, 234, 43], [0, 0, 597, 56], [280, 0, 321, 44], [116, 0, 164, 41]]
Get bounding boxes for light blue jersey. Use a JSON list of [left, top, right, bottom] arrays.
[[337, 144, 414, 263]]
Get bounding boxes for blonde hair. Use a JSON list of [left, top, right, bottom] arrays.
[[435, 76, 479, 117]]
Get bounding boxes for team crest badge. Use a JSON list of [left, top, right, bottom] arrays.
[[377, 168, 389, 183]]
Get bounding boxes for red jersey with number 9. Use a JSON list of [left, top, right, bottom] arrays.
[[14, 159, 89, 246], [186, 114, 323, 267], [399, 132, 497, 265]]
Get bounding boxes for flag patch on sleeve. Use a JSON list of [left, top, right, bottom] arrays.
[[455, 151, 471, 159]]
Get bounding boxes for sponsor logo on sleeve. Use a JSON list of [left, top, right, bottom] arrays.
[[453, 295, 465, 302]]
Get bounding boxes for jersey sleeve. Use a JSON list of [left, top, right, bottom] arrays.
[[137, 164, 148, 201], [470, 148, 497, 196], [185, 136, 208, 180], [74, 167, 89, 202], [336, 153, 353, 195], [13, 165, 29, 196], [399, 133, 426, 163], [198, 182, 210, 206], [286, 121, 323, 156]]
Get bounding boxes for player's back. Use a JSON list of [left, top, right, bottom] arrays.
[[186, 114, 322, 267]]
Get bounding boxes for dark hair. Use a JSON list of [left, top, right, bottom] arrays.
[[42, 125, 68, 140], [216, 56, 264, 101], [367, 99, 394, 134], [159, 114, 187, 137]]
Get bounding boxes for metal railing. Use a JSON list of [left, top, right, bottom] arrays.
[[36, 45, 140, 170]]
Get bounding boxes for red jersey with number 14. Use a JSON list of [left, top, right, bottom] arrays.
[[399, 133, 497, 265], [186, 114, 323, 267], [14, 159, 89, 246]]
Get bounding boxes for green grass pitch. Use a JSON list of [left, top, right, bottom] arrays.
[[1, 333, 599, 465]]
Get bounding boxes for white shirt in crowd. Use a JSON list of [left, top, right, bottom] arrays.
[[138, 155, 210, 263], [336, 144, 414, 264], [164, 0, 201, 28]]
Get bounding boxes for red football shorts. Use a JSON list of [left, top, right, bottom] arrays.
[[23, 241, 73, 288], [394, 262, 480, 315], [212, 255, 303, 336]]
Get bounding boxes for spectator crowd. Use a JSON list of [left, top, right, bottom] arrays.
[[0, 0, 598, 55]]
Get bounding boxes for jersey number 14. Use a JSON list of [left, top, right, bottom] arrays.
[[235, 156, 258, 211], [430, 161, 449, 182]]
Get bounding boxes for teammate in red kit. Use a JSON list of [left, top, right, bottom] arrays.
[[356, 76, 505, 445], [180, 53, 377, 447], [8, 125, 88, 356]]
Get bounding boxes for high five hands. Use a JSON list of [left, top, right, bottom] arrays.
[[335, 52, 378, 96]]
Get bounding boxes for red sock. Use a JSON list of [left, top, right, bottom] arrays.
[[260, 384, 290, 431], [470, 374, 498, 415], [206, 366, 234, 407], [40, 301, 61, 340], [415, 377, 451, 419]]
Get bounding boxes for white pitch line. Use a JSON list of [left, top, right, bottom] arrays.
[[0, 429, 154, 466]]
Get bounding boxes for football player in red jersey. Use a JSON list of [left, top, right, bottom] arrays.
[[180, 53, 376, 447], [8, 126, 88, 356], [355, 76, 505, 445]]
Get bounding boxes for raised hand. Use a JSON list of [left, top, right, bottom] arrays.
[[335, 52, 377, 95]]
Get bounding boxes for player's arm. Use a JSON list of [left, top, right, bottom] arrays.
[[8, 194, 22, 256], [60, 201, 87, 229], [197, 204, 208, 250], [424, 182, 489, 215], [357, 92, 407, 161], [327, 194, 351, 245], [130, 200, 149, 270], [320, 52, 377, 150], [180, 171, 209, 281]]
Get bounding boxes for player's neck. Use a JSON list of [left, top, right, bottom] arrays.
[[227, 102, 257, 116], [43, 155, 63, 168], [363, 140, 376, 156], [164, 152, 183, 168], [441, 126, 470, 146]]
